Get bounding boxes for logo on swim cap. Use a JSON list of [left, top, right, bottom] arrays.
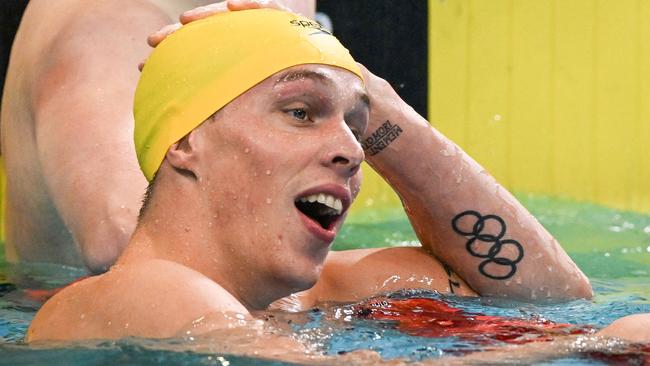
[[289, 18, 332, 35]]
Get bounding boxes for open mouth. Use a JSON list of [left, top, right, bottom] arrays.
[[295, 193, 343, 230]]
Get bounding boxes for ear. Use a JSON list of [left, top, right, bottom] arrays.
[[165, 129, 200, 179]]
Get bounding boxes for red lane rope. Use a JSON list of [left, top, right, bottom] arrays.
[[354, 297, 592, 345]]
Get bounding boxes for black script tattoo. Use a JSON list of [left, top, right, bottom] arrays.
[[443, 263, 461, 294], [451, 210, 524, 280], [361, 120, 403, 156]]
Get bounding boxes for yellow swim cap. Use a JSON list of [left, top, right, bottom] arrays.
[[134, 9, 363, 181]]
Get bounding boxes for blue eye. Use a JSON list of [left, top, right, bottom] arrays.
[[290, 108, 308, 121]]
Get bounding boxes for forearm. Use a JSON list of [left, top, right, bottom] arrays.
[[361, 69, 591, 300]]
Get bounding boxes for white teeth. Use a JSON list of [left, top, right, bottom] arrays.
[[334, 199, 343, 212], [325, 195, 335, 208], [298, 193, 343, 215]]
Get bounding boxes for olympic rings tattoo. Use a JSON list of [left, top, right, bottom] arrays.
[[451, 210, 524, 280]]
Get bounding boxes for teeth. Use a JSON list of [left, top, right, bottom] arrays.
[[298, 193, 343, 215]]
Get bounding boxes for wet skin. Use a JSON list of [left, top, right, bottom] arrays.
[[1, 0, 316, 273], [144, 65, 371, 309], [27, 64, 380, 340]]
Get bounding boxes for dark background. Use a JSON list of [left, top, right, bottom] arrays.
[[0, 0, 29, 97], [317, 1, 428, 117], [1, 1, 428, 117]]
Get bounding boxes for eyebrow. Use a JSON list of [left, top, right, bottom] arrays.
[[273, 70, 333, 87], [274, 69, 371, 110]]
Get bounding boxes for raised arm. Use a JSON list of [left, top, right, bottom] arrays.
[[359, 65, 592, 300], [29, 1, 170, 271]]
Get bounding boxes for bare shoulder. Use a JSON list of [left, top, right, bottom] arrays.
[[598, 313, 650, 343], [27, 259, 247, 342], [298, 247, 476, 306]]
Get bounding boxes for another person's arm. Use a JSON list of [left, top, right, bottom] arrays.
[[29, 1, 170, 272], [358, 65, 591, 300]]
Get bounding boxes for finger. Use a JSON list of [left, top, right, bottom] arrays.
[[180, 2, 229, 24], [356, 62, 372, 81], [227, 0, 289, 12], [147, 22, 182, 47]]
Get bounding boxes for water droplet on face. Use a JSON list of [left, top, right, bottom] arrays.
[[265, 198, 272, 204], [265, 169, 272, 175], [244, 148, 250, 154]]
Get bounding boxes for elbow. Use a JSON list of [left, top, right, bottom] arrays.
[[76, 209, 137, 273], [568, 270, 594, 300], [576, 278, 594, 300]]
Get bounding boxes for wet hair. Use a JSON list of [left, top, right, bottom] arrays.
[[138, 174, 157, 222]]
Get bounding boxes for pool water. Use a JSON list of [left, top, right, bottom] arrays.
[[2, 194, 650, 365]]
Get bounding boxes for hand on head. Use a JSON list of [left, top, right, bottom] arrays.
[[150, 0, 290, 46], [139, 0, 294, 71]]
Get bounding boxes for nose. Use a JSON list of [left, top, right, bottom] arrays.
[[320, 123, 365, 177]]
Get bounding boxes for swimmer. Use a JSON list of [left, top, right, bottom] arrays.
[[1, 0, 314, 273], [27, 9, 591, 358]]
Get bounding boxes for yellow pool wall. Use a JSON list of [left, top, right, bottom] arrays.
[[428, 0, 650, 213], [353, 0, 650, 215]]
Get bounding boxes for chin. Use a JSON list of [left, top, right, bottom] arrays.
[[275, 263, 323, 295]]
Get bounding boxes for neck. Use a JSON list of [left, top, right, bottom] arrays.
[[117, 169, 288, 310]]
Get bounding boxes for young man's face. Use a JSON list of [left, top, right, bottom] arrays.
[[191, 64, 369, 305]]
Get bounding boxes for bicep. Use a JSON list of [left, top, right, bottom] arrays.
[[304, 247, 476, 305]]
